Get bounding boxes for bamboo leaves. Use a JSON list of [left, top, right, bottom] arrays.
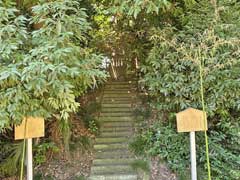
[[139, 1, 240, 179]]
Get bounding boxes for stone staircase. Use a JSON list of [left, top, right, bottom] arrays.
[[89, 80, 138, 180]]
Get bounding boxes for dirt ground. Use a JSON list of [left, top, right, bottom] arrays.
[[3, 148, 93, 180], [34, 114, 97, 180], [150, 157, 177, 180], [35, 148, 93, 180]]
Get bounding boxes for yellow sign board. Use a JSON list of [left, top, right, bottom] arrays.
[[15, 117, 44, 140], [176, 108, 207, 132]]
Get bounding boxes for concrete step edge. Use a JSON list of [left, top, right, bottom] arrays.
[[94, 143, 128, 149], [92, 158, 136, 165], [88, 174, 138, 180], [98, 118, 134, 122], [99, 116, 134, 119], [100, 128, 133, 132], [91, 165, 135, 174], [102, 104, 132, 107], [99, 132, 132, 138], [95, 138, 129, 144]]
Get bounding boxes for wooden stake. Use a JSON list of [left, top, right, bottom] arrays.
[[27, 138, 33, 180], [190, 132, 197, 180]]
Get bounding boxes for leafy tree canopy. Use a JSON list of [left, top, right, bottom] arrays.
[[0, 0, 107, 132], [0, 0, 239, 179]]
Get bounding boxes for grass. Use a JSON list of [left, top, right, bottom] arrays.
[[72, 175, 86, 180], [34, 173, 54, 180], [130, 159, 150, 173]]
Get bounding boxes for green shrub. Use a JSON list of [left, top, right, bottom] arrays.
[[34, 173, 54, 180], [0, 141, 23, 178], [87, 119, 99, 135], [131, 114, 240, 179], [130, 159, 150, 173], [78, 102, 101, 135], [135, 1, 240, 179], [130, 121, 189, 175], [72, 175, 86, 180], [70, 136, 92, 151], [33, 142, 59, 165], [129, 134, 149, 156], [0, 0, 106, 133], [0, 0, 107, 163]]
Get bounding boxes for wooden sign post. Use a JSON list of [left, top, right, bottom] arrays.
[[15, 117, 44, 180], [176, 108, 207, 180]]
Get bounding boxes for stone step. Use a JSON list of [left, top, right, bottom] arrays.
[[103, 95, 134, 98], [102, 100, 133, 104], [105, 88, 135, 92], [102, 99, 132, 102], [95, 151, 134, 159], [95, 150, 133, 159], [101, 108, 133, 113], [103, 96, 134, 99], [95, 137, 129, 144], [94, 143, 128, 151], [99, 131, 132, 137], [105, 83, 136, 87], [105, 85, 135, 89], [103, 94, 135, 98], [101, 122, 133, 128], [100, 112, 133, 117], [92, 158, 136, 166], [88, 174, 138, 180], [104, 86, 135, 90], [100, 126, 133, 132], [106, 81, 136, 85], [89, 80, 138, 180], [104, 90, 133, 94], [91, 165, 135, 175], [99, 116, 134, 122], [102, 104, 132, 108]]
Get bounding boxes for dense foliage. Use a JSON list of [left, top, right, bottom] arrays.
[[130, 0, 240, 179], [0, 0, 106, 132], [0, 0, 239, 179], [0, 0, 106, 177]]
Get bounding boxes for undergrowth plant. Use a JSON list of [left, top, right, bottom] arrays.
[[135, 1, 240, 179], [33, 142, 59, 165], [78, 101, 101, 135], [0, 0, 106, 154], [0, 141, 23, 178], [0, 0, 106, 177], [1, 0, 240, 179]]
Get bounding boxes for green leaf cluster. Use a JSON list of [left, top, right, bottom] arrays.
[[136, 0, 240, 179], [0, 141, 23, 178], [110, 0, 174, 18], [33, 141, 59, 165], [0, 0, 107, 132]]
